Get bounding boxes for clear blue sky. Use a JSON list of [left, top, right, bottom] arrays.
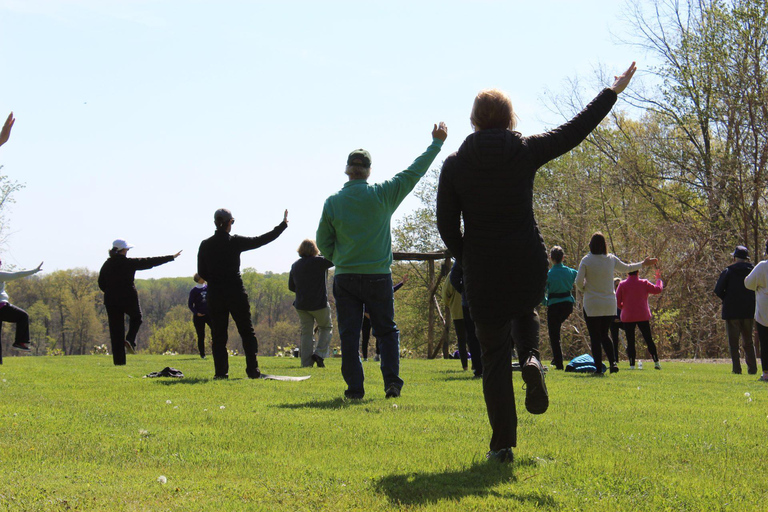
[[0, 0, 643, 279]]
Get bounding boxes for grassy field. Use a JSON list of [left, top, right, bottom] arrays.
[[0, 354, 766, 511]]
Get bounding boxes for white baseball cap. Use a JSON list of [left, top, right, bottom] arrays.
[[112, 239, 134, 250]]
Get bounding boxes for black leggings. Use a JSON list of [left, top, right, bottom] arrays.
[[193, 314, 211, 358], [756, 322, 768, 372], [546, 301, 573, 368], [0, 303, 30, 364], [583, 311, 616, 372], [623, 320, 658, 366]]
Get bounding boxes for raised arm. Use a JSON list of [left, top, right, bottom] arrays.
[[131, 254, 178, 271], [647, 269, 664, 294], [0, 112, 15, 148], [526, 63, 636, 168], [381, 123, 447, 210], [238, 214, 288, 252], [613, 255, 656, 274]]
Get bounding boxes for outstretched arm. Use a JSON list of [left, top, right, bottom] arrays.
[[0, 112, 15, 148], [239, 211, 289, 251]]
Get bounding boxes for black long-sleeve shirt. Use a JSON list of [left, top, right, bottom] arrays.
[[197, 221, 287, 291], [98, 254, 174, 307], [288, 256, 334, 311]]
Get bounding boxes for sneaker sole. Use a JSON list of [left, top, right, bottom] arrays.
[[521, 364, 549, 415], [12, 345, 31, 352]]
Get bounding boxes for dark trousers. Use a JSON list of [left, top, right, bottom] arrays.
[[725, 318, 757, 374], [463, 306, 483, 376], [474, 310, 540, 451], [0, 304, 30, 364], [208, 288, 259, 378], [333, 274, 402, 398], [756, 322, 768, 372], [192, 314, 211, 358], [453, 319, 468, 368], [583, 312, 616, 372], [106, 302, 142, 366], [360, 315, 380, 359], [624, 320, 658, 366], [610, 319, 623, 363], [546, 301, 573, 368]]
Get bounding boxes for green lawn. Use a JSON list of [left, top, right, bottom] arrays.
[[0, 355, 765, 511]]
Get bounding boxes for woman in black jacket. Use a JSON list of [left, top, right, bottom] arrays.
[[436, 62, 637, 463], [98, 239, 181, 365]]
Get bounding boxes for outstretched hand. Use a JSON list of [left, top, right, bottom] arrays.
[[283, 209, 289, 224], [610, 62, 637, 94], [0, 112, 15, 148], [36, 261, 44, 272], [173, 250, 183, 259], [432, 122, 448, 141], [642, 257, 658, 267]]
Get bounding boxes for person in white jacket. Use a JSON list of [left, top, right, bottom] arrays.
[[743, 241, 768, 382], [575, 232, 656, 375], [0, 258, 43, 359]]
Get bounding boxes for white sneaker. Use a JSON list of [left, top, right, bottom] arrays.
[[654, 361, 662, 370], [629, 365, 635, 370]]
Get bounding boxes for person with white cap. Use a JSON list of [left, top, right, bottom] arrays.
[[98, 239, 181, 366], [0, 258, 43, 362]]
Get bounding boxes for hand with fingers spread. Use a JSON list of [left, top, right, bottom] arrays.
[[0, 112, 15, 148], [432, 122, 448, 141], [610, 62, 637, 94], [283, 209, 289, 224]]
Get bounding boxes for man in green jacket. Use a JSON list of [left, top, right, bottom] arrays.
[[317, 122, 448, 399]]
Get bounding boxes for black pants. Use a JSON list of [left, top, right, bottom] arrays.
[[756, 322, 768, 372], [106, 302, 142, 366], [463, 306, 483, 376], [624, 320, 659, 366], [453, 319, 468, 368], [0, 303, 30, 364], [208, 288, 259, 378], [583, 312, 616, 372], [360, 315, 379, 359], [474, 310, 540, 451], [610, 319, 623, 363], [546, 301, 573, 368], [193, 314, 211, 358]]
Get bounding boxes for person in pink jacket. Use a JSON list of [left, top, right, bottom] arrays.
[[615, 269, 664, 369]]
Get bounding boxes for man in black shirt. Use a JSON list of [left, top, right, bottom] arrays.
[[198, 208, 288, 379]]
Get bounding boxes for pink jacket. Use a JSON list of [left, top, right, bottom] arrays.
[[616, 272, 664, 323]]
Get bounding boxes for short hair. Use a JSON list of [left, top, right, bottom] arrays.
[[345, 165, 371, 180], [193, 273, 203, 283], [550, 246, 564, 264], [589, 232, 607, 255], [214, 208, 233, 229], [628, 270, 639, 276], [297, 239, 319, 258], [470, 88, 518, 131]]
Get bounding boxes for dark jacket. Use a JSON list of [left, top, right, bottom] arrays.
[[188, 285, 209, 315], [98, 254, 174, 307], [197, 221, 287, 291], [714, 261, 756, 319], [436, 88, 617, 321], [289, 256, 334, 311]]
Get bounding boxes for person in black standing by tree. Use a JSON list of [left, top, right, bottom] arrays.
[[188, 273, 210, 359], [437, 63, 638, 463], [198, 208, 288, 379], [98, 239, 181, 366]]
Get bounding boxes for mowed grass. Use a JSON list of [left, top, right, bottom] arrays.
[[0, 355, 766, 511]]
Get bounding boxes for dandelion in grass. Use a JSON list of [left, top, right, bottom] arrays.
[[392, 404, 398, 409], [174, 406, 179, 409], [220, 405, 225, 410], [166, 400, 172, 405], [158, 476, 167, 484], [745, 392, 751, 397], [139, 429, 149, 437]]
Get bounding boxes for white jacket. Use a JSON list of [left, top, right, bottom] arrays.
[[744, 260, 768, 326], [576, 253, 644, 317]]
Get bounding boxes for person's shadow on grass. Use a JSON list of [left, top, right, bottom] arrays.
[[274, 397, 368, 410], [374, 459, 556, 507]]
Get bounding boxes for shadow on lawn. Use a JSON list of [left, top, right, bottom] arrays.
[[150, 377, 210, 385], [274, 397, 364, 410], [374, 459, 556, 507]]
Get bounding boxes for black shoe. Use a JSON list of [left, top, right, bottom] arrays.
[[311, 354, 325, 368], [486, 448, 514, 463], [385, 385, 401, 399], [12, 342, 31, 352], [345, 391, 364, 400], [748, 369, 758, 375], [247, 368, 261, 379], [551, 361, 564, 370], [521, 355, 549, 414], [124, 341, 135, 355], [610, 364, 619, 374], [213, 374, 228, 380]]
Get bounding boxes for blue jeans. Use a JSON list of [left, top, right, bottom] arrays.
[[333, 274, 403, 398]]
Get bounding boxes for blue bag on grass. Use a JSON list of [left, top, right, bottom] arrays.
[[565, 354, 606, 373]]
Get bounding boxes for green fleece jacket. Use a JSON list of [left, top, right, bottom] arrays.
[[316, 138, 443, 275]]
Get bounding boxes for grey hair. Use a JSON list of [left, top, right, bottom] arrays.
[[345, 165, 371, 180]]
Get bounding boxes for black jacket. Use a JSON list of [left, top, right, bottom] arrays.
[[714, 261, 756, 319], [197, 221, 287, 291], [436, 89, 617, 321], [288, 256, 334, 311], [98, 254, 174, 307]]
